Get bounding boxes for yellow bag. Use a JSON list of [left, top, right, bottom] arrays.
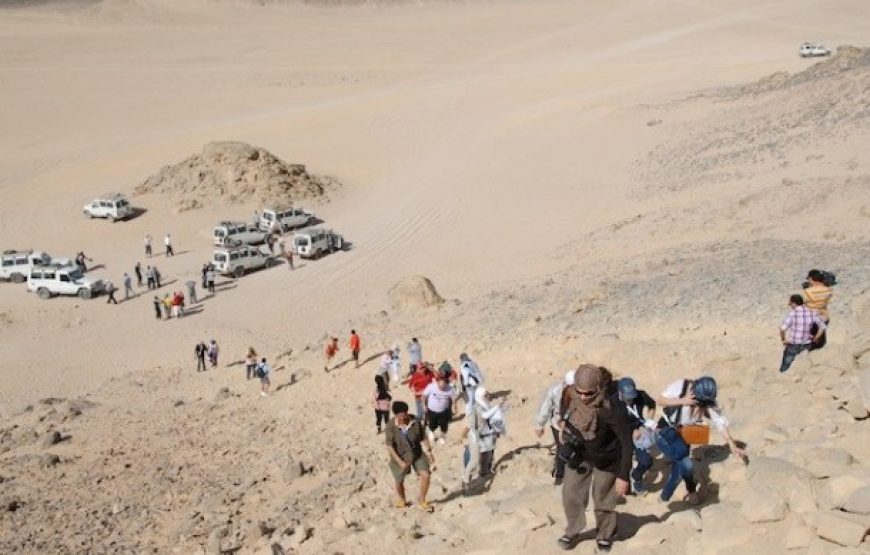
[[678, 424, 710, 445]]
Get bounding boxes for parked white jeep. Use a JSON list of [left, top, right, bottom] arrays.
[[212, 245, 278, 278], [293, 228, 344, 259], [1, 250, 72, 283], [213, 221, 268, 247], [27, 265, 105, 299], [799, 42, 830, 58], [259, 206, 314, 233], [83, 193, 133, 222]]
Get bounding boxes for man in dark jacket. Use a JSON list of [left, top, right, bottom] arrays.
[[558, 365, 633, 552]]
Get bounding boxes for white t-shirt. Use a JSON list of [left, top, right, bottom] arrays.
[[378, 353, 391, 375], [423, 383, 454, 413], [661, 379, 729, 433]]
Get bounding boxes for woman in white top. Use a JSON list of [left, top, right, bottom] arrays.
[[656, 376, 746, 502]]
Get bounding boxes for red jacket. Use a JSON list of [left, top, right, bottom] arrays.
[[407, 371, 434, 399]]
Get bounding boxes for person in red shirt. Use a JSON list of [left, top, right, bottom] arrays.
[[350, 330, 361, 369], [404, 363, 434, 422], [324, 337, 339, 371]]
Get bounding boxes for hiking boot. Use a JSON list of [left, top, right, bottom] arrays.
[[417, 501, 434, 513], [394, 498, 408, 509]]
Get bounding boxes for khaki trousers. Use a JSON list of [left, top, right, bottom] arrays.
[[561, 462, 618, 540]]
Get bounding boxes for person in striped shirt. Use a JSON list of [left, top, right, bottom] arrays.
[[779, 294, 826, 373]]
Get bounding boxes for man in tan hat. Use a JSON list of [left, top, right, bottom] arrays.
[[557, 365, 632, 552]]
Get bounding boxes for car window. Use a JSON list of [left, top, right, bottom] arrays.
[[44, 271, 55, 279], [60, 274, 70, 283], [230, 253, 239, 261], [1, 259, 12, 267], [15, 257, 28, 265]]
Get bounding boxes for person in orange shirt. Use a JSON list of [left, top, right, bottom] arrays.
[[324, 337, 339, 371], [350, 330, 361, 368]]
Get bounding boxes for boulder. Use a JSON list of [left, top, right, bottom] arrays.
[[741, 485, 788, 522], [811, 511, 869, 547], [747, 456, 813, 491], [843, 486, 870, 515], [388, 276, 445, 311], [796, 448, 854, 478], [784, 521, 814, 550], [859, 369, 870, 413], [817, 475, 867, 510]]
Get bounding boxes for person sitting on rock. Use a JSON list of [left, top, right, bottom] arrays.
[[534, 370, 575, 486], [655, 376, 748, 505], [385, 401, 434, 512], [803, 269, 833, 351]]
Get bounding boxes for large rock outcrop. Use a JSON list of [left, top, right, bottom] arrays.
[[388, 275, 445, 311], [134, 141, 338, 212]]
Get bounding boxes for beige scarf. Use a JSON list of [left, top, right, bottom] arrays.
[[567, 364, 607, 440]]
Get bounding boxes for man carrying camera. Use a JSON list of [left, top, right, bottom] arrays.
[[557, 365, 633, 552]]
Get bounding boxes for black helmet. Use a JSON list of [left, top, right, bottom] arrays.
[[693, 376, 718, 405]]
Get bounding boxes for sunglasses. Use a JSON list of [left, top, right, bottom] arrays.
[[575, 388, 599, 397]]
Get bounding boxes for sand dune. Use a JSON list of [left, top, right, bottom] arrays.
[[1, 0, 869, 553]]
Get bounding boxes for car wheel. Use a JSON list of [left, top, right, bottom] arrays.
[[10, 273, 25, 284], [108, 215, 116, 223], [78, 288, 92, 300], [37, 287, 52, 300], [234, 266, 245, 279], [265, 258, 276, 268]]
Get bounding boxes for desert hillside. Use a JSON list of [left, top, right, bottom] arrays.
[[0, 0, 869, 553]]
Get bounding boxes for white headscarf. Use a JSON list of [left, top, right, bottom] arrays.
[[564, 370, 575, 386]]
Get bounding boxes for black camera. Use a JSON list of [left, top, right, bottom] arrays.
[[557, 421, 587, 471]]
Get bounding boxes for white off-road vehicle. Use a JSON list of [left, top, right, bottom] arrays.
[[293, 228, 344, 259], [27, 265, 105, 299], [259, 206, 314, 233], [212, 244, 278, 278], [0, 250, 72, 283], [799, 42, 830, 57], [83, 193, 133, 222], [213, 221, 268, 247]]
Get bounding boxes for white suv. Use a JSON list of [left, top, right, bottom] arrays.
[[212, 245, 278, 278], [0, 250, 72, 283], [799, 42, 830, 58], [83, 194, 133, 222], [259, 206, 314, 233], [27, 266, 105, 300]]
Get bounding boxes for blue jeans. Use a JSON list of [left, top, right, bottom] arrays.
[[631, 448, 653, 484], [661, 456, 696, 501], [415, 397, 424, 422], [780, 343, 809, 373]]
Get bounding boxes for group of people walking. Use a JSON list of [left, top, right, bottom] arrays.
[[378, 344, 505, 512], [533, 364, 747, 552]]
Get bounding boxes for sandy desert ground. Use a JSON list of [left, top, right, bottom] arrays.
[[1, 0, 869, 553]]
